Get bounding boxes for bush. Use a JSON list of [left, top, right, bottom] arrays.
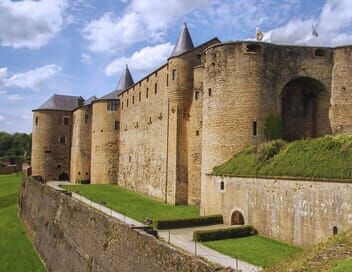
[[79, 180, 90, 184], [154, 215, 223, 230], [264, 115, 283, 140], [193, 225, 257, 242]]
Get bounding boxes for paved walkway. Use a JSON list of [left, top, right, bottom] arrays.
[[47, 181, 262, 272]]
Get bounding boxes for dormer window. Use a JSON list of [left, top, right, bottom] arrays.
[[107, 100, 118, 111]]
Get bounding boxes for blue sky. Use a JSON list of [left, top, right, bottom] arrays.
[[0, 0, 351, 133]]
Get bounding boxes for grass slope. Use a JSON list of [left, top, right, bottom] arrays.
[[266, 229, 352, 272], [203, 235, 302, 268], [0, 175, 44, 272], [214, 135, 352, 180], [63, 184, 200, 223]]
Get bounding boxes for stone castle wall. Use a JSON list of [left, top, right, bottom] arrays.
[[19, 178, 228, 272], [70, 106, 92, 183], [204, 175, 352, 247], [32, 110, 73, 181], [90, 101, 120, 184], [331, 46, 352, 134]]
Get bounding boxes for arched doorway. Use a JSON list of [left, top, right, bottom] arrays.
[[281, 77, 330, 141], [58, 173, 69, 181], [231, 210, 245, 225]]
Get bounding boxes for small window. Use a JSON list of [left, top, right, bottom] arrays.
[[155, 71, 158, 77], [78, 172, 81, 176], [195, 91, 200, 100], [147, 77, 149, 82], [166, 74, 169, 86], [146, 88, 149, 98], [63, 117, 70, 125], [115, 121, 120, 130], [148, 117, 152, 124], [35, 117, 39, 126], [315, 48, 327, 57], [246, 43, 262, 53], [172, 69, 176, 80], [44, 150, 51, 154], [127, 99, 129, 108], [59, 136, 66, 144], [155, 83, 158, 94], [333, 226, 338, 235], [132, 96, 135, 104], [197, 54, 202, 60], [208, 88, 212, 97], [84, 114, 89, 124], [196, 130, 199, 136], [122, 101, 124, 110], [107, 100, 118, 111], [253, 121, 257, 137], [129, 155, 132, 163], [220, 181, 225, 191], [139, 92, 141, 101]]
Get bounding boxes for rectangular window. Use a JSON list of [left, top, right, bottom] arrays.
[[115, 121, 120, 130], [59, 136, 66, 144], [107, 100, 118, 111], [253, 121, 257, 137], [127, 99, 129, 108], [166, 74, 169, 86], [84, 114, 89, 124], [35, 117, 39, 126], [122, 101, 124, 110], [154, 83, 158, 94], [139, 92, 141, 101], [172, 69, 176, 80], [132, 96, 135, 104], [146, 88, 149, 98], [195, 91, 200, 100], [208, 88, 212, 97], [63, 117, 70, 125], [196, 130, 200, 136]]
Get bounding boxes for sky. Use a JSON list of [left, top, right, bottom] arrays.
[[0, 0, 351, 133]]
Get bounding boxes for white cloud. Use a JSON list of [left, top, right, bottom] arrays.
[[82, 0, 208, 53], [81, 53, 92, 64], [7, 94, 23, 101], [0, 115, 4, 124], [264, 0, 352, 46], [105, 43, 174, 76], [0, 65, 62, 90], [0, 0, 68, 49]]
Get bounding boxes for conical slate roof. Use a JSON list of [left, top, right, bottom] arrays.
[[115, 64, 134, 92], [35, 94, 84, 111], [99, 65, 134, 100], [84, 95, 97, 105], [170, 23, 195, 58]]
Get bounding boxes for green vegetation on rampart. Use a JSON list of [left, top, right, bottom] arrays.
[[0, 174, 45, 272], [213, 135, 352, 180]]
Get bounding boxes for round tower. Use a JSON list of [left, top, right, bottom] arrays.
[[200, 42, 268, 214], [70, 96, 96, 183], [31, 94, 83, 181], [331, 46, 352, 134], [90, 66, 134, 184]]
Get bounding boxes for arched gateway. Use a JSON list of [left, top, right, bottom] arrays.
[[281, 77, 331, 141], [231, 210, 245, 225]]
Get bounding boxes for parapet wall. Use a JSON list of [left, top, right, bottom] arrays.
[[19, 178, 227, 272], [204, 175, 352, 247]]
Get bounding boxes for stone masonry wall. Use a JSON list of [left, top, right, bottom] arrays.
[[19, 178, 228, 272], [70, 106, 92, 183], [32, 110, 73, 181], [205, 175, 352, 247]]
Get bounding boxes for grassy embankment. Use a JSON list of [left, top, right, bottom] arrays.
[[204, 235, 302, 268], [0, 174, 45, 272], [63, 184, 199, 223], [213, 135, 352, 180]]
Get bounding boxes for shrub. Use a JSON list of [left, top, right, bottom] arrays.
[[193, 225, 257, 242], [264, 115, 283, 140], [154, 215, 223, 230], [79, 180, 90, 184], [257, 139, 286, 162]]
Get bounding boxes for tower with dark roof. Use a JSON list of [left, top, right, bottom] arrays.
[[170, 23, 195, 58]]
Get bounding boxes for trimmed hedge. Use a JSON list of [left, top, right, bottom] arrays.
[[154, 215, 223, 230], [193, 225, 257, 242]]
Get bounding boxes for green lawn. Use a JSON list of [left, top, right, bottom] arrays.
[[214, 135, 352, 180], [203, 235, 302, 268], [331, 258, 352, 272], [0, 174, 45, 272], [63, 184, 200, 223]]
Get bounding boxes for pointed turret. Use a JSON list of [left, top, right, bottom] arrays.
[[115, 64, 134, 92], [170, 23, 195, 58]]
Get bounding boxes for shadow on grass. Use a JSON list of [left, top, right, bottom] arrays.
[[0, 193, 17, 210]]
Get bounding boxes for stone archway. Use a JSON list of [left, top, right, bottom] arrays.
[[58, 173, 69, 181], [231, 210, 245, 225], [281, 77, 330, 141]]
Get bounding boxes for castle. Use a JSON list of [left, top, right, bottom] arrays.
[[32, 24, 352, 244]]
